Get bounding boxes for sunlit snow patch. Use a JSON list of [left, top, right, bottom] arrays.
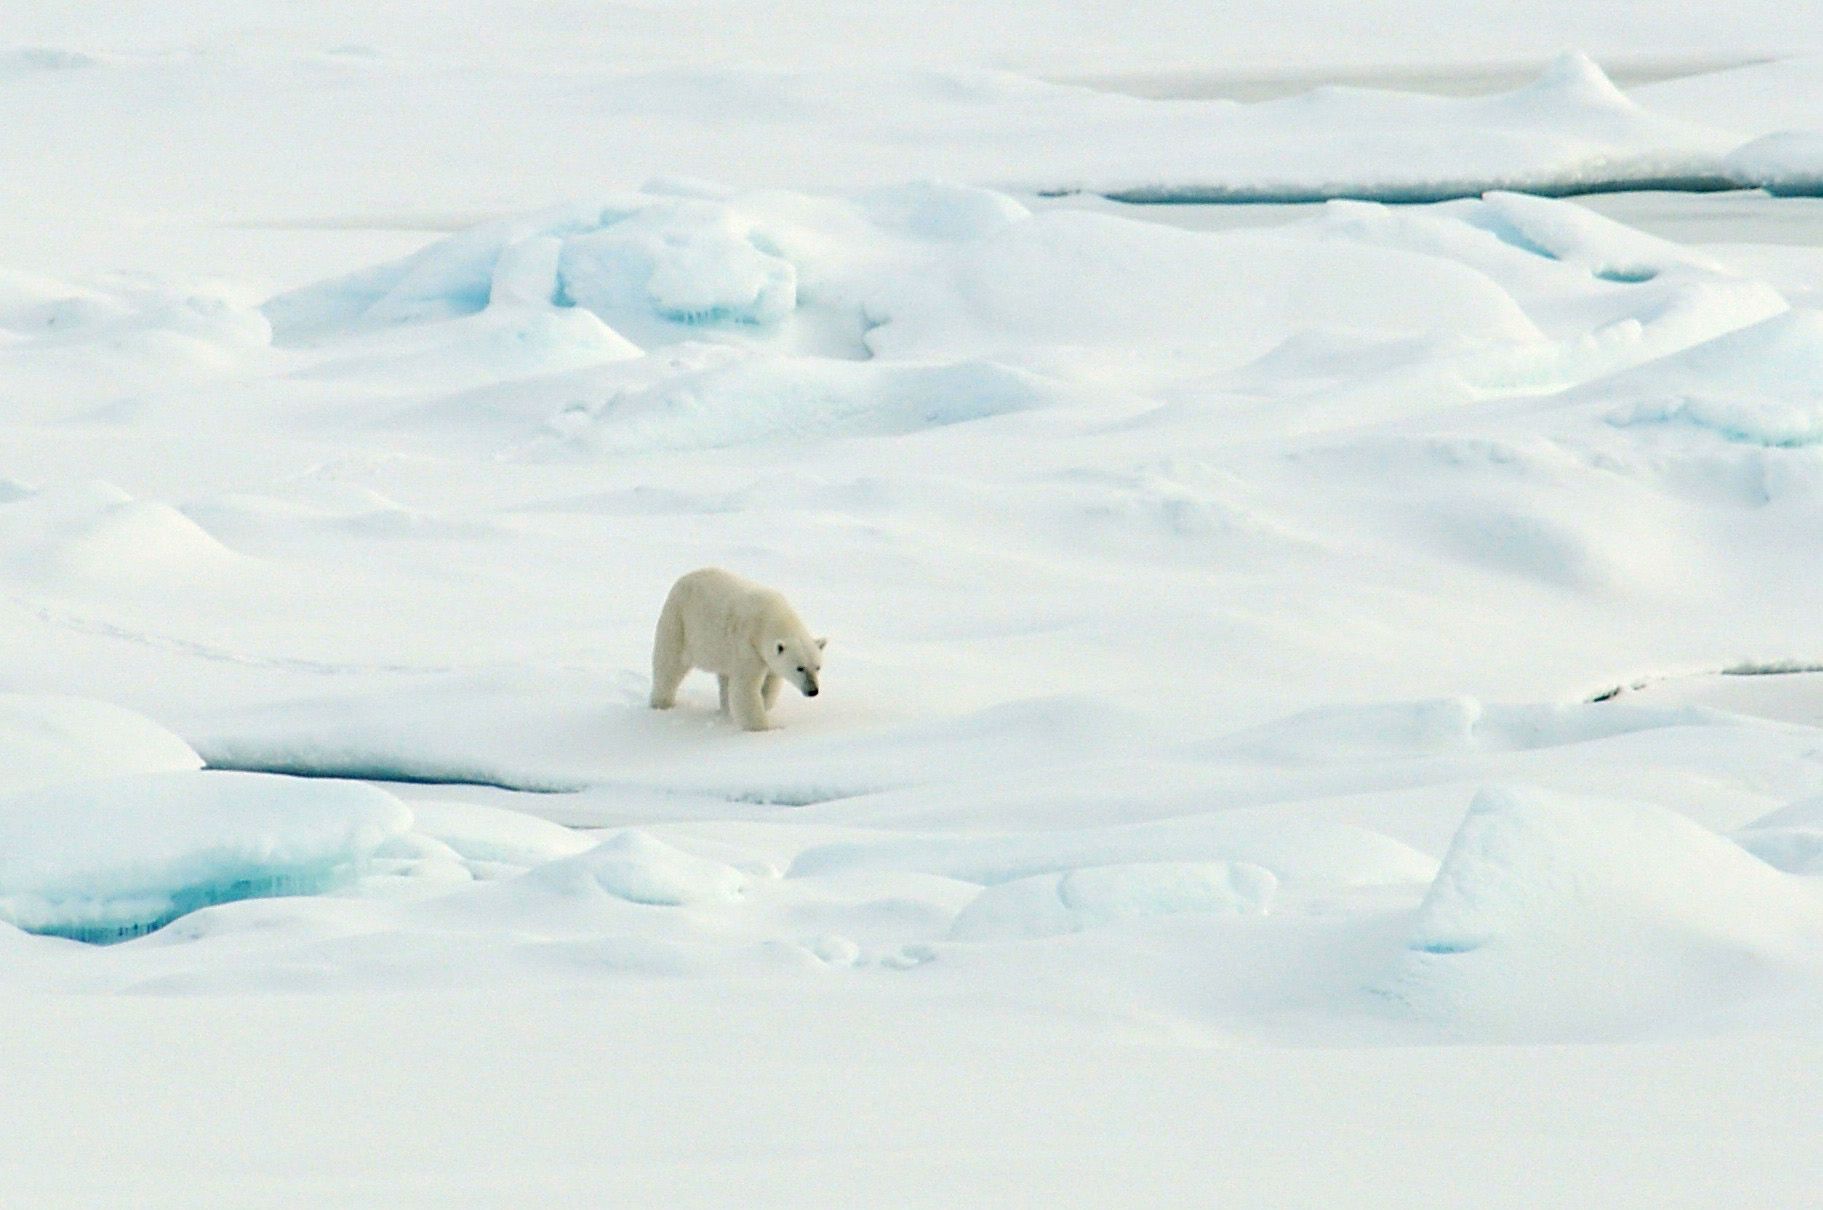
[[0, 771, 411, 943]]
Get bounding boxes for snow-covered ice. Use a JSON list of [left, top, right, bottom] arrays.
[[3, 3, 1823, 1205]]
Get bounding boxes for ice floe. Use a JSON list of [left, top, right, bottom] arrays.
[[0, 771, 411, 943]]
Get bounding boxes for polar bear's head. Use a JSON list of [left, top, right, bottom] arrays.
[[765, 634, 827, 697]]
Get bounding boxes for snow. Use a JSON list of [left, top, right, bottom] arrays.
[[5, 3, 1823, 1204]]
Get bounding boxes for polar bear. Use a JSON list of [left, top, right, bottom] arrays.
[[650, 568, 826, 731]]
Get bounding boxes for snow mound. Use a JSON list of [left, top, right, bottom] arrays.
[[791, 815, 1435, 890], [0, 771, 412, 944], [560, 202, 796, 325], [1604, 310, 1823, 447], [530, 830, 745, 906], [1735, 796, 1823, 875], [1725, 132, 1823, 197], [404, 801, 595, 868], [1381, 786, 1823, 1037], [948, 860, 1276, 941], [266, 191, 809, 338], [0, 694, 202, 794], [0, 480, 244, 582]]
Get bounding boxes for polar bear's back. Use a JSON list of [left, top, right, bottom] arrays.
[[666, 566, 784, 618], [661, 567, 805, 665]]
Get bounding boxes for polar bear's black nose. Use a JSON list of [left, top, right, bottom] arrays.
[[805, 685, 819, 696]]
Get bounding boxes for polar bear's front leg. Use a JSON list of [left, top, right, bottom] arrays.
[[717, 674, 731, 715], [762, 673, 781, 710], [730, 669, 773, 731]]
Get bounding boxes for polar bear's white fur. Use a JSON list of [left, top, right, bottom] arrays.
[[650, 568, 826, 731]]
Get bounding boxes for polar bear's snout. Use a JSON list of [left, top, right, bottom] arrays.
[[788, 657, 819, 696]]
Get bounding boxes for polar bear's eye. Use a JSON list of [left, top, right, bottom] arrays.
[[776, 643, 785, 654]]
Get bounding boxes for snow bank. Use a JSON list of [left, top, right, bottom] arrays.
[[0, 771, 412, 943], [530, 830, 745, 906], [1043, 53, 1741, 204], [0, 693, 202, 794], [1382, 786, 1823, 1036], [948, 860, 1276, 941], [1725, 132, 1823, 197], [1735, 796, 1823, 875], [791, 815, 1436, 889], [188, 680, 604, 795]]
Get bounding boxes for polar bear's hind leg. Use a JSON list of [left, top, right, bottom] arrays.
[[650, 601, 689, 710]]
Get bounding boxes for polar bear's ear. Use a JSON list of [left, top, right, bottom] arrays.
[[816, 636, 828, 650]]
